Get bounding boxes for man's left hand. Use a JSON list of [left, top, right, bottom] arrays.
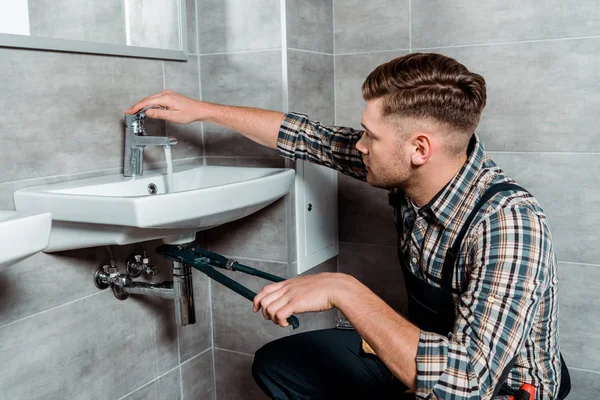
[[253, 272, 350, 327]]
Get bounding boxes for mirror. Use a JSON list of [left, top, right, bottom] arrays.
[[0, 0, 187, 60]]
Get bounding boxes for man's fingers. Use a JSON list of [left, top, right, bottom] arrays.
[[274, 305, 295, 327], [264, 295, 290, 321], [253, 282, 285, 312], [125, 93, 166, 114], [258, 290, 286, 320], [145, 108, 170, 120]]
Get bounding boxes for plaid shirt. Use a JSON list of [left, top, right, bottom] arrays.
[[277, 112, 562, 400]]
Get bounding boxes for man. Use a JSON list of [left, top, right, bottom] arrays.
[[126, 53, 569, 399]]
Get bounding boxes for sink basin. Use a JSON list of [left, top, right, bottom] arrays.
[[14, 166, 295, 252], [0, 211, 52, 267]]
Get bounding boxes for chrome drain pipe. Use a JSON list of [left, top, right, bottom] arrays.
[[172, 261, 196, 326]]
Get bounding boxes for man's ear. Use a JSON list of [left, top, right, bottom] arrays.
[[410, 134, 433, 166]]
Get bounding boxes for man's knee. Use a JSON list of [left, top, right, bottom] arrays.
[[252, 343, 272, 383]]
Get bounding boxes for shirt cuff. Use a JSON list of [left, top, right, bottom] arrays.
[[276, 112, 306, 160], [415, 331, 450, 398]]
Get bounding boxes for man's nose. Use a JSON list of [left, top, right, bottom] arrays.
[[356, 135, 368, 154]]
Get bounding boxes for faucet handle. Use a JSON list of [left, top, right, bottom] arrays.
[[125, 105, 165, 135], [136, 105, 164, 119]]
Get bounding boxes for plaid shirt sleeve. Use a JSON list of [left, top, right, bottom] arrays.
[[277, 112, 367, 180], [416, 205, 553, 399]]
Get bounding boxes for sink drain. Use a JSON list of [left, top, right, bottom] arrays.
[[147, 183, 158, 195]]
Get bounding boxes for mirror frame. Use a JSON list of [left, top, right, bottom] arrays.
[[0, 1, 188, 61]]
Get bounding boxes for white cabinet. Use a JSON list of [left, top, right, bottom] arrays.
[[294, 160, 338, 274]]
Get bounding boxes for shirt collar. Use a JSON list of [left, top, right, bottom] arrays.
[[419, 134, 486, 228]]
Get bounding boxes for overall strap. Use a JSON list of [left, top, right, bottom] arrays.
[[440, 182, 528, 292]]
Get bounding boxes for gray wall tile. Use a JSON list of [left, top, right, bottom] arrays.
[[558, 262, 600, 372], [339, 243, 407, 315], [412, 0, 600, 49], [490, 152, 600, 265], [287, 50, 335, 124], [127, 0, 181, 50], [441, 39, 600, 152], [335, 51, 408, 128], [207, 197, 288, 262], [334, 0, 409, 54], [0, 290, 179, 400], [0, 247, 107, 325], [338, 174, 396, 247], [212, 258, 290, 354], [198, 0, 281, 54], [286, 0, 333, 53], [181, 350, 214, 400], [123, 368, 181, 400], [28, 0, 126, 44], [157, 369, 183, 400], [164, 57, 205, 159], [200, 50, 283, 158], [205, 157, 285, 169], [0, 48, 163, 183], [187, 0, 199, 54], [567, 368, 600, 399], [215, 350, 269, 400]]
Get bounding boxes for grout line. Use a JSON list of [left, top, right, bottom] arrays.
[[335, 34, 600, 57], [214, 347, 255, 357], [287, 47, 333, 56], [412, 34, 600, 51], [162, 60, 166, 90], [113, 347, 211, 400], [0, 290, 106, 330], [559, 261, 600, 268], [281, 0, 289, 113], [408, 0, 412, 52], [0, 167, 121, 186], [180, 346, 213, 366], [568, 366, 600, 375], [332, 0, 337, 125], [194, 0, 200, 55], [336, 48, 411, 56], [488, 150, 600, 155], [197, 53, 206, 163], [203, 155, 282, 159], [208, 270, 216, 398], [177, 310, 183, 399], [116, 364, 179, 400], [198, 48, 282, 57], [339, 241, 397, 249]]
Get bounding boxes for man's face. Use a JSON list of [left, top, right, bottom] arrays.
[[356, 99, 412, 189]]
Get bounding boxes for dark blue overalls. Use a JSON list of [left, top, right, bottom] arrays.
[[390, 182, 571, 399]]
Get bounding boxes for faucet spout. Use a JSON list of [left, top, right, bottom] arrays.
[[124, 107, 177, 177]]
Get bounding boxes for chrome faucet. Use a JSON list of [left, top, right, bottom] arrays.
[[124, 106, 177, 177]]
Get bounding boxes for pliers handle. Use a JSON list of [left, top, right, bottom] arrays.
[[157, 244, 300, 329]]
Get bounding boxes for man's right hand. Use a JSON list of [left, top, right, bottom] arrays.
[[125, 90, 204, 125], [125, 90, 285, 150]]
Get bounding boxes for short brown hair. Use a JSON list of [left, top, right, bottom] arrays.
[[362, 53, 486, 142]]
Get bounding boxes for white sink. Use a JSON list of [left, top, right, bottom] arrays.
[[14, 166, 295, 252], [0, 211, 52, 267]]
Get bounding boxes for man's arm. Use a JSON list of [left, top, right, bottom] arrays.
[[126, 90, 284, 149], [126, 91, 367, 179]]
